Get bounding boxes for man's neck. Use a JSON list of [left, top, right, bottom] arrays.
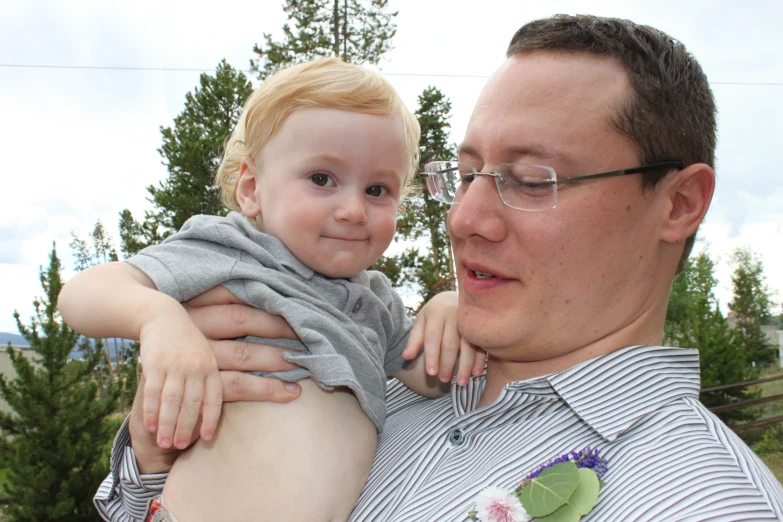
[[477, 310, 666, 408]]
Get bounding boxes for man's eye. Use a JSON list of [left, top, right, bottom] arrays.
[[366, 185, 388, 197], [311, 173, 335, 187]]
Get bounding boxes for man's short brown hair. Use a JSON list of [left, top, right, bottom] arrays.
[[507, 15, 717, 271]]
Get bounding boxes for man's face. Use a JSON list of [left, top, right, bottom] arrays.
[[449, 51, 671, 361]]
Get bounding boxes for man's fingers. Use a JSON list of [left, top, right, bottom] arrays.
[[211, 340, 298, 372], [183, 285, 242, 307], [220, 371, 301, 403], [186, 302, 296, 341]]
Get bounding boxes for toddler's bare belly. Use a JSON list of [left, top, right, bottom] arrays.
[[162, 379, 377, 522]]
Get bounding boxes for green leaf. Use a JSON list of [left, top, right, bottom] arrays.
[[569, 468, 601, 515], [536, 503, 581, 522], [518, 461, 580, 517]]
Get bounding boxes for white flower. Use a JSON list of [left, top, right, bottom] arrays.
[[474, 487, 531, 522]]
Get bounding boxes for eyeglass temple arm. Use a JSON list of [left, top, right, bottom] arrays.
[[554, 161, 684, 185]]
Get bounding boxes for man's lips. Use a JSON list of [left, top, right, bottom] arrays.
[[462, 261, 506, 280]]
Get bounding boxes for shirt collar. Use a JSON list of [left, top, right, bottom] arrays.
[[460, 345, 700, 442], [544, 345, 700, 441], [228, 212, 315, 279]]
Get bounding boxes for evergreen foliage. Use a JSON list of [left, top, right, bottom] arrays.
[[729, 247, 776, 367], [664, 251, 758, 422], [251, 0, 397, 79], [0, 245, 117, 521], [118, 60, 253, 254], [68, 220, 118, 271], [373, 87, 456, 309]]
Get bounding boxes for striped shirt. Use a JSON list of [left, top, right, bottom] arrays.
[[95, 345, 783, 521]]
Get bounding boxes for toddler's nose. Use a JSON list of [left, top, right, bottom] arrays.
[[335, 194, 368, 225]]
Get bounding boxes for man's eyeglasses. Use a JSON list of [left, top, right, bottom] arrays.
[[420, 160, 684, 211]]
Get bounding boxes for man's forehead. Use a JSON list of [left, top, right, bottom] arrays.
[[460, 52, 631, 167]]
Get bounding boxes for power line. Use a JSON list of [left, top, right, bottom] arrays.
[[1, 63, 782, 85], [0, 63, 490, 78]]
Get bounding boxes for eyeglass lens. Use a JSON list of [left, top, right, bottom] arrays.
[[424, 161, 556, 211]]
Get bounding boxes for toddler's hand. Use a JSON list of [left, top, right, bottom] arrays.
[[139, 315, 223, 449], [402, 291, 487, 386]]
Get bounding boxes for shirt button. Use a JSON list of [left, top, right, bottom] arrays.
[[352, 298, 363, 313], [448, 429, 465, 446]]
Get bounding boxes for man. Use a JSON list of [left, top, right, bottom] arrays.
[[95, 14, 783, 521]]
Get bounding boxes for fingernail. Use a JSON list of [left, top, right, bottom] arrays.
[[427, 366, 437, 376], [285, 383, 299, 393], [148, 424, 157, 433], [160, 437, 171, 448]]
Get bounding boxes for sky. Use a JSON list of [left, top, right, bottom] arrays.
[[1, 0, 782, 333]]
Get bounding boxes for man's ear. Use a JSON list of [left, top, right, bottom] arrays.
[[236, 158, 262, 218], [660, 163, 715, 244]]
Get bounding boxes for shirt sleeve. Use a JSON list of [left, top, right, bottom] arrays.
[[684, 397, 783, 519], [93, 416, 169, 521], [125, 230, 239, 303]]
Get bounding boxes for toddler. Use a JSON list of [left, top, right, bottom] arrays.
[[59, 57, 484, 521]]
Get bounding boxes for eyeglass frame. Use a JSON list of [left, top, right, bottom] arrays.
[[419, 160, 685, 211]]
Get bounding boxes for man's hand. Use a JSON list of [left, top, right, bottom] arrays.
[[184, 285, 302, 402]]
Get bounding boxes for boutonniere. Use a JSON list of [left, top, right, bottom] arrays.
[[468, 448, 608, 522]]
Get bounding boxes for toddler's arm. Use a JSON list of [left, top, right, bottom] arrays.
[[393, 291, 486, 398], [58, 262, 222, 449]]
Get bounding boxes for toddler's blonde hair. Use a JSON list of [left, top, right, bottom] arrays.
[[215, 57, 421, 212]]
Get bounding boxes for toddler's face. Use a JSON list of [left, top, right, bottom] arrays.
[[241, 107, 410, 279]]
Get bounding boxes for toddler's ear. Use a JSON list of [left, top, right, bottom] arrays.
[[236, 159, 262, 218]]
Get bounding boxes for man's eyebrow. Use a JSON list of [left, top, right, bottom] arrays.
[[457, 143, 571, 164]]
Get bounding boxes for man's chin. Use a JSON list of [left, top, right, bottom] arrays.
[[458, 319, 515, 352]]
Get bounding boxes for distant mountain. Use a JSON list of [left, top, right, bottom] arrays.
[[1, 332, 132, 360], [0, 332, 27, 346]]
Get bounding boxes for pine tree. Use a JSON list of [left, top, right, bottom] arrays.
[[373, 87, 456, 310], [251, 0, 397, 79], [729, 247, 776, 368], [665, 251, 757, 422], [0, 245, 117, 521], [119, 59, 253, 253]]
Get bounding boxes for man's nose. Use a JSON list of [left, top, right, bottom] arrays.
[[448, 174, 507, 241], [335, 193, 368, 224]]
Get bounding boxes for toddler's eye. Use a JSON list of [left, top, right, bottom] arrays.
[[311, 173, 335, 187], [366, 185, 388, 197]]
